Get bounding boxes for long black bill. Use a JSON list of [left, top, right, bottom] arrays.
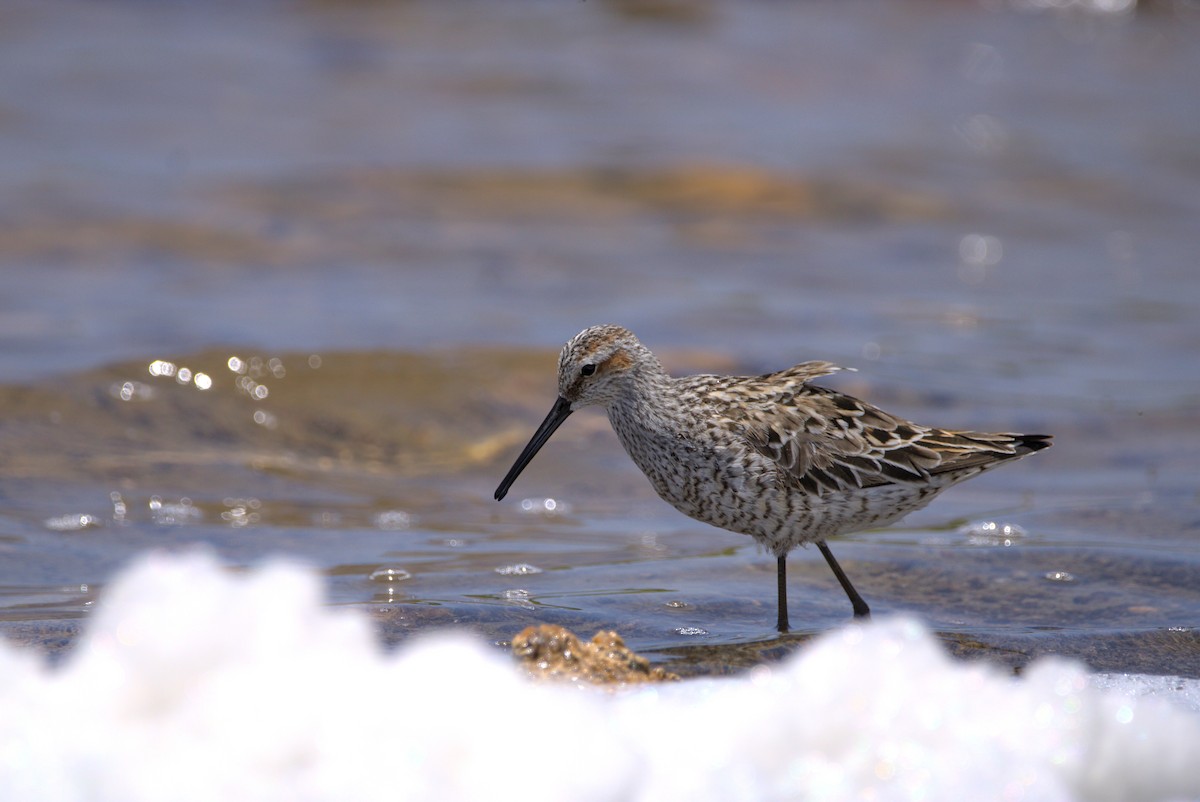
[[494, 396, 574, 501]]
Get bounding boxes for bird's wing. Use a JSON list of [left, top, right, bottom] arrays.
[[729, 364, 1033, 496]]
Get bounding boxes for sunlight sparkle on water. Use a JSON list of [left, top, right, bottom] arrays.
[[44, 513, 102, 531], [368, 567, 412, 583], [374, 510, 412, 530], [110, 492, 127, 523], [502, 589, 535, 609], [113, 381, 154, 402], [252, 409, 278, 428], [237, 376, 270, 400], [228, 354, 288, 399], [959, 520, 1028, 547], [495, 563, 543, 576], [145, 360, 211, 392], [519, 497, 570, 515], [149, 496, 201, 526], [958, 233, 1004, 284], [147, 360, 176, 378], [221, 497, 261, 527]]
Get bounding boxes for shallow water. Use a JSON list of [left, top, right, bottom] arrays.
[[0, 0, 1197, 677]]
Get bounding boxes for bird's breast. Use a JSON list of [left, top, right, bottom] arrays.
[[607, 405, 769, 522]]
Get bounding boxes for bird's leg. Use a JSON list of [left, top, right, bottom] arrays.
[[776, 554, 789, 633], [816, 541, 871, 618]]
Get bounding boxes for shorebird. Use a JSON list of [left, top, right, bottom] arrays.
[[494, 325, 1051, 632]]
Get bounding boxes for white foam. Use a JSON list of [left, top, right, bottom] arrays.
[[1, 550, 1198, 802]]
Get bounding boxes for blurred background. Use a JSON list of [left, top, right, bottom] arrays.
[[0, 0, 1197, 675]]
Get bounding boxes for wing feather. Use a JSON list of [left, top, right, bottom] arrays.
[[730, 366, 1044, 496]]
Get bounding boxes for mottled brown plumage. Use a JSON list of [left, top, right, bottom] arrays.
[[495, 324, 1051, 631]]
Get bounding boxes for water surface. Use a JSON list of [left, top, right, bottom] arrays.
[[0, 0, 1197, 676]]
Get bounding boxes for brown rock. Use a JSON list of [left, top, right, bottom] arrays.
[[512, 625, 678, 685]]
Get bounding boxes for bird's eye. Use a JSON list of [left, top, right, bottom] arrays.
[[580, 363, 597, 377]]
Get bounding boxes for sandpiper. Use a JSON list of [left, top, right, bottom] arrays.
[[494, 325, 1051, 632]]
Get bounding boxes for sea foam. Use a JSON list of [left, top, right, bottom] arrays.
[[1, 550, 1197, 802]]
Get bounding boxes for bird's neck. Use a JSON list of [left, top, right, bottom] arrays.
[[605, 360, 680, 440]]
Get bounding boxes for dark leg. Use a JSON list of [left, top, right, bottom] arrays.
[[776, 554, 789, 633], [816, 541, 871, 618]]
